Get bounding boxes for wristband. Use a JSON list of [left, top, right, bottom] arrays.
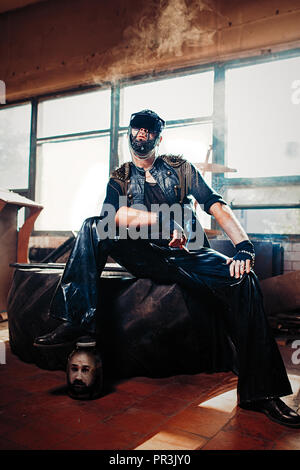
[[235, 240, 255, 254], [234, 240, 255, 267]]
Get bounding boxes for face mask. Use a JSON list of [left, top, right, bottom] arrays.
[[129, 128, 159, 158], [128, 110, 165, 158]]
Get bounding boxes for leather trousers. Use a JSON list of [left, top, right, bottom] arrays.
[[50, 217, 292, 403]]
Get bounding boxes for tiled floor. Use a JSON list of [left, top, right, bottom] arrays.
[[0, 322, 300, 451]]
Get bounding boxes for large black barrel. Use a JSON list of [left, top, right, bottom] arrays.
[[7, 265, 237, 379]]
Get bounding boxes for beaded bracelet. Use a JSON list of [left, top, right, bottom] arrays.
[[237, 250, 255, 266]]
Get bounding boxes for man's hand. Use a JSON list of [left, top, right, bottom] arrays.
[[168, 229, 188, 250], [208, 203, 255, 278], [226, 258, 252, 278], [226, 240, 255, 278]]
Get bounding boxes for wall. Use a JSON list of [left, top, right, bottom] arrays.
[[1, 0, 300, 101], [282, 241, 300, 273]]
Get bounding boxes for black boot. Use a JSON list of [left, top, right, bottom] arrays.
[[239, 398, 300, 428], [33, 323, 94, 348]]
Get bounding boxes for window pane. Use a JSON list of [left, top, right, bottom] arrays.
[[120, 71, 214, 126], [233, 208, 300, 235], [0, 103, 31, 189], [225, 185, 300, 206], [160, 123, 213, 165], [35, 137, 110, 231], [37, 89, 111, 137], [225, 56, 300, 177]]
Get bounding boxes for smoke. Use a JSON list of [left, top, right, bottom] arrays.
[[92, 0, 221, 85], [123, 0, 216, 59]]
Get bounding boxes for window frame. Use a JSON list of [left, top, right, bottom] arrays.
[[212, 48, 300, 237], [218, 47, 300, 188], [0, 48, 299, 237], [0, 98, 33, 196]]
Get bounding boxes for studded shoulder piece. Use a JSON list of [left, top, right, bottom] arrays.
[[160, 154, 193, 203], [111, 162, 131, 182], [160, 154, 186, 168]]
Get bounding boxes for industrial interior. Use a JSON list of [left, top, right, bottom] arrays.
[[0, 0, 300, 451]]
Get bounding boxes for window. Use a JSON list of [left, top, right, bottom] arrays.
[[37, 89, 111, 137], [0, 103, 31, 190], [233, 208, 299, 235], [35, 137, 110, 231], [35, 88, 111, 231], [223, 54, 300, 236], [120, 71, 214, 126], [225, 56, 300, 178], [1, 50, 299, 237], [159, 123, 213, 164]]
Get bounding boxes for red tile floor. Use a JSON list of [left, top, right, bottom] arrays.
[[0, 322, 300, 451]]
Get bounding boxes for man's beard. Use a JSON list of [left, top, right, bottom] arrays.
[[129, 133, 158, 159], [130, 143, 157, 163], [67, 378, 95, 399]]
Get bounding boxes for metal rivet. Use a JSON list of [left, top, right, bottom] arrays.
[[167, 170, 171, 175], [128, 194, 132, 198]]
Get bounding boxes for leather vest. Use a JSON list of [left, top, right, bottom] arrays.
[[111, 155, 209, 248]]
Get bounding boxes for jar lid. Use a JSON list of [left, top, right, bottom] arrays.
[[76, 336, 96, 348]]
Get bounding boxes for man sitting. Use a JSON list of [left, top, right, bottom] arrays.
[[34, 109, 300, 428]]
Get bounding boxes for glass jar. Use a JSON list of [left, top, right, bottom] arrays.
[[66, 336, 103, 400]]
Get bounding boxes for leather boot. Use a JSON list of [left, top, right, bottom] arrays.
[[239, 398, 300, 428], [33, 323, 94, 348]]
